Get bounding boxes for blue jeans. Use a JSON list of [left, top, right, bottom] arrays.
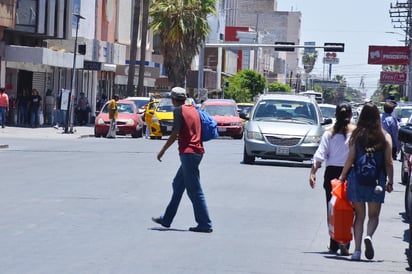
[[162, 153, 212, 228], [30, 109, 39, 127], [18, 106, 26, 125], [0, 106, 6, 127]]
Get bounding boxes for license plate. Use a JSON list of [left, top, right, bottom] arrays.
[[167, 126, 173, 131], [218, 127, 226, 132], [276, 147, 289, 155]]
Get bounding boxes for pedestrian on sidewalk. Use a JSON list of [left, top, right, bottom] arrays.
[[339, 102, 394, 261], [106, 94, 119, 138], [0, 88, 9, 128], [28, 89, 42, 128], [152, 87, 213, 233], [310, 103, 355, 255], [16, 89, 28, 125], [381, 101, 399, 160]]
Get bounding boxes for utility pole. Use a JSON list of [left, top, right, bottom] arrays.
[[389, 0, 412, 99]]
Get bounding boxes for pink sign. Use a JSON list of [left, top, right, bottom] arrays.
[[380, 71, 407, 83]]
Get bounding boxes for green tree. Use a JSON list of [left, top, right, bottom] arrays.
[[225, 69, 266, 102], [268, 82, 291, 92], [302, 51, 318, 74], [149, 0, 216, 86]]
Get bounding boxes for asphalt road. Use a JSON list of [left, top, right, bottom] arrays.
[[0, 129, 410, 273]]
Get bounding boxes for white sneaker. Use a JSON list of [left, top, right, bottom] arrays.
[[364, 236, 374, 260], [351, 250, 361, 261]]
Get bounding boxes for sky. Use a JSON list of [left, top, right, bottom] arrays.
[[277, 0, 402, 97]]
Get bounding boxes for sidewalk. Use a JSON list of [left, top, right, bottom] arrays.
[[0, 125, 94, 146]]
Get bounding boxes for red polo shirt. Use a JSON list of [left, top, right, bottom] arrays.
[[173, 104, 204, 155]]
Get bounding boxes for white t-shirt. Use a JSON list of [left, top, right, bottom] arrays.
[[313, 130, 351, 167]]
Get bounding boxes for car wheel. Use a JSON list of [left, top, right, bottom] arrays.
[[94, 128, 101, 138], [409, 218, 412, 268], [233, 134, 243, 140], [132, 128, 143, 138], [402, 152, 409, 185], [243, 145, 255, 164], [405, 179, 412, 221]]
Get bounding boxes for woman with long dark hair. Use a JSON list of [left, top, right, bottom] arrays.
[[339, 102, 393, 261], [310, 103, 355, 255]]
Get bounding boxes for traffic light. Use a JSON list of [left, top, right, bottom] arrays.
[[324, 43, 345, 52], [274, 42, 295, 52], [78, 44, 86, 55]]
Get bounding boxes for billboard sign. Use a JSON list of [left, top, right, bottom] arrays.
[[368, 45, 409, 65], [380, 71, 407, 84]]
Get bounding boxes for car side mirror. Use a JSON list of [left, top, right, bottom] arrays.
[[239, 112, 249, 120], [321, 118, 333, 126]]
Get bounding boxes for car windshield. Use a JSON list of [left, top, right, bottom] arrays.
[[400, 108, 412, 119], [238, 105, 253, 115], [204, 105, 237, 116], [156, 98, 174, 112], [102, 103, 134, 114], [253, 99, 318, 124], [130, 99, 149, 108], [320, 106, 335, 118]]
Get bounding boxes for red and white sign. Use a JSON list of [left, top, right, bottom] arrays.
[[323, 52, 339, 64], [368, 45, 409, 65], [380, 71, 407, 84]]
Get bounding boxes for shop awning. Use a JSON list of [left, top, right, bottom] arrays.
[[4, 45, 84, 72]]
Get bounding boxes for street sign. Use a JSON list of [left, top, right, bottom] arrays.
[[324, 43, 345, 52], [274, 42, 295, 52], [323, 57, 340, 64], [304, 41, 316, 54]]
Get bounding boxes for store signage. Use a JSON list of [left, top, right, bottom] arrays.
[[368, 45, 409, 65], [380, 71, 407, 83], [83, 61, 102, 71]]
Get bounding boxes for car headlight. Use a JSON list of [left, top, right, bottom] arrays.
[[303, 135, 321, 144], [246, 130, 263, 141], [126, 119, 135, 125], [97, 118, 105, 125]]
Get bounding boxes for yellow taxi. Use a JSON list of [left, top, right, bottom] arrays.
[[144, 97, 174, 139]]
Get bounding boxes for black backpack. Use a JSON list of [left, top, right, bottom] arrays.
[[354, 147, 378, 186]]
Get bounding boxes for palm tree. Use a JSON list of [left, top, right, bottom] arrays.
[[302, 51, 318, 74], [127, 0, 141, 96], [149, 0, 216, 87], [137, 0, 150, 96]]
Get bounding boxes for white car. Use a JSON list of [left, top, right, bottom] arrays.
[[395, 104, 412, 127], [318, 103, 336, 129]]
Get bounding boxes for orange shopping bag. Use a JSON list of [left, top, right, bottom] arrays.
[[328, 179, 354, 244]]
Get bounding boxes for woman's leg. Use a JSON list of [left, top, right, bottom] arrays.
[[352, 202, 366, 252], [366, 202, 381, 237]]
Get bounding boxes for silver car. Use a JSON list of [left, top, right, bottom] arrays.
[[242, 93, 331, 164]]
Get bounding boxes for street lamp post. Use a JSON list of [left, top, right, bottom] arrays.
[[65, 13, 85, 133]]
